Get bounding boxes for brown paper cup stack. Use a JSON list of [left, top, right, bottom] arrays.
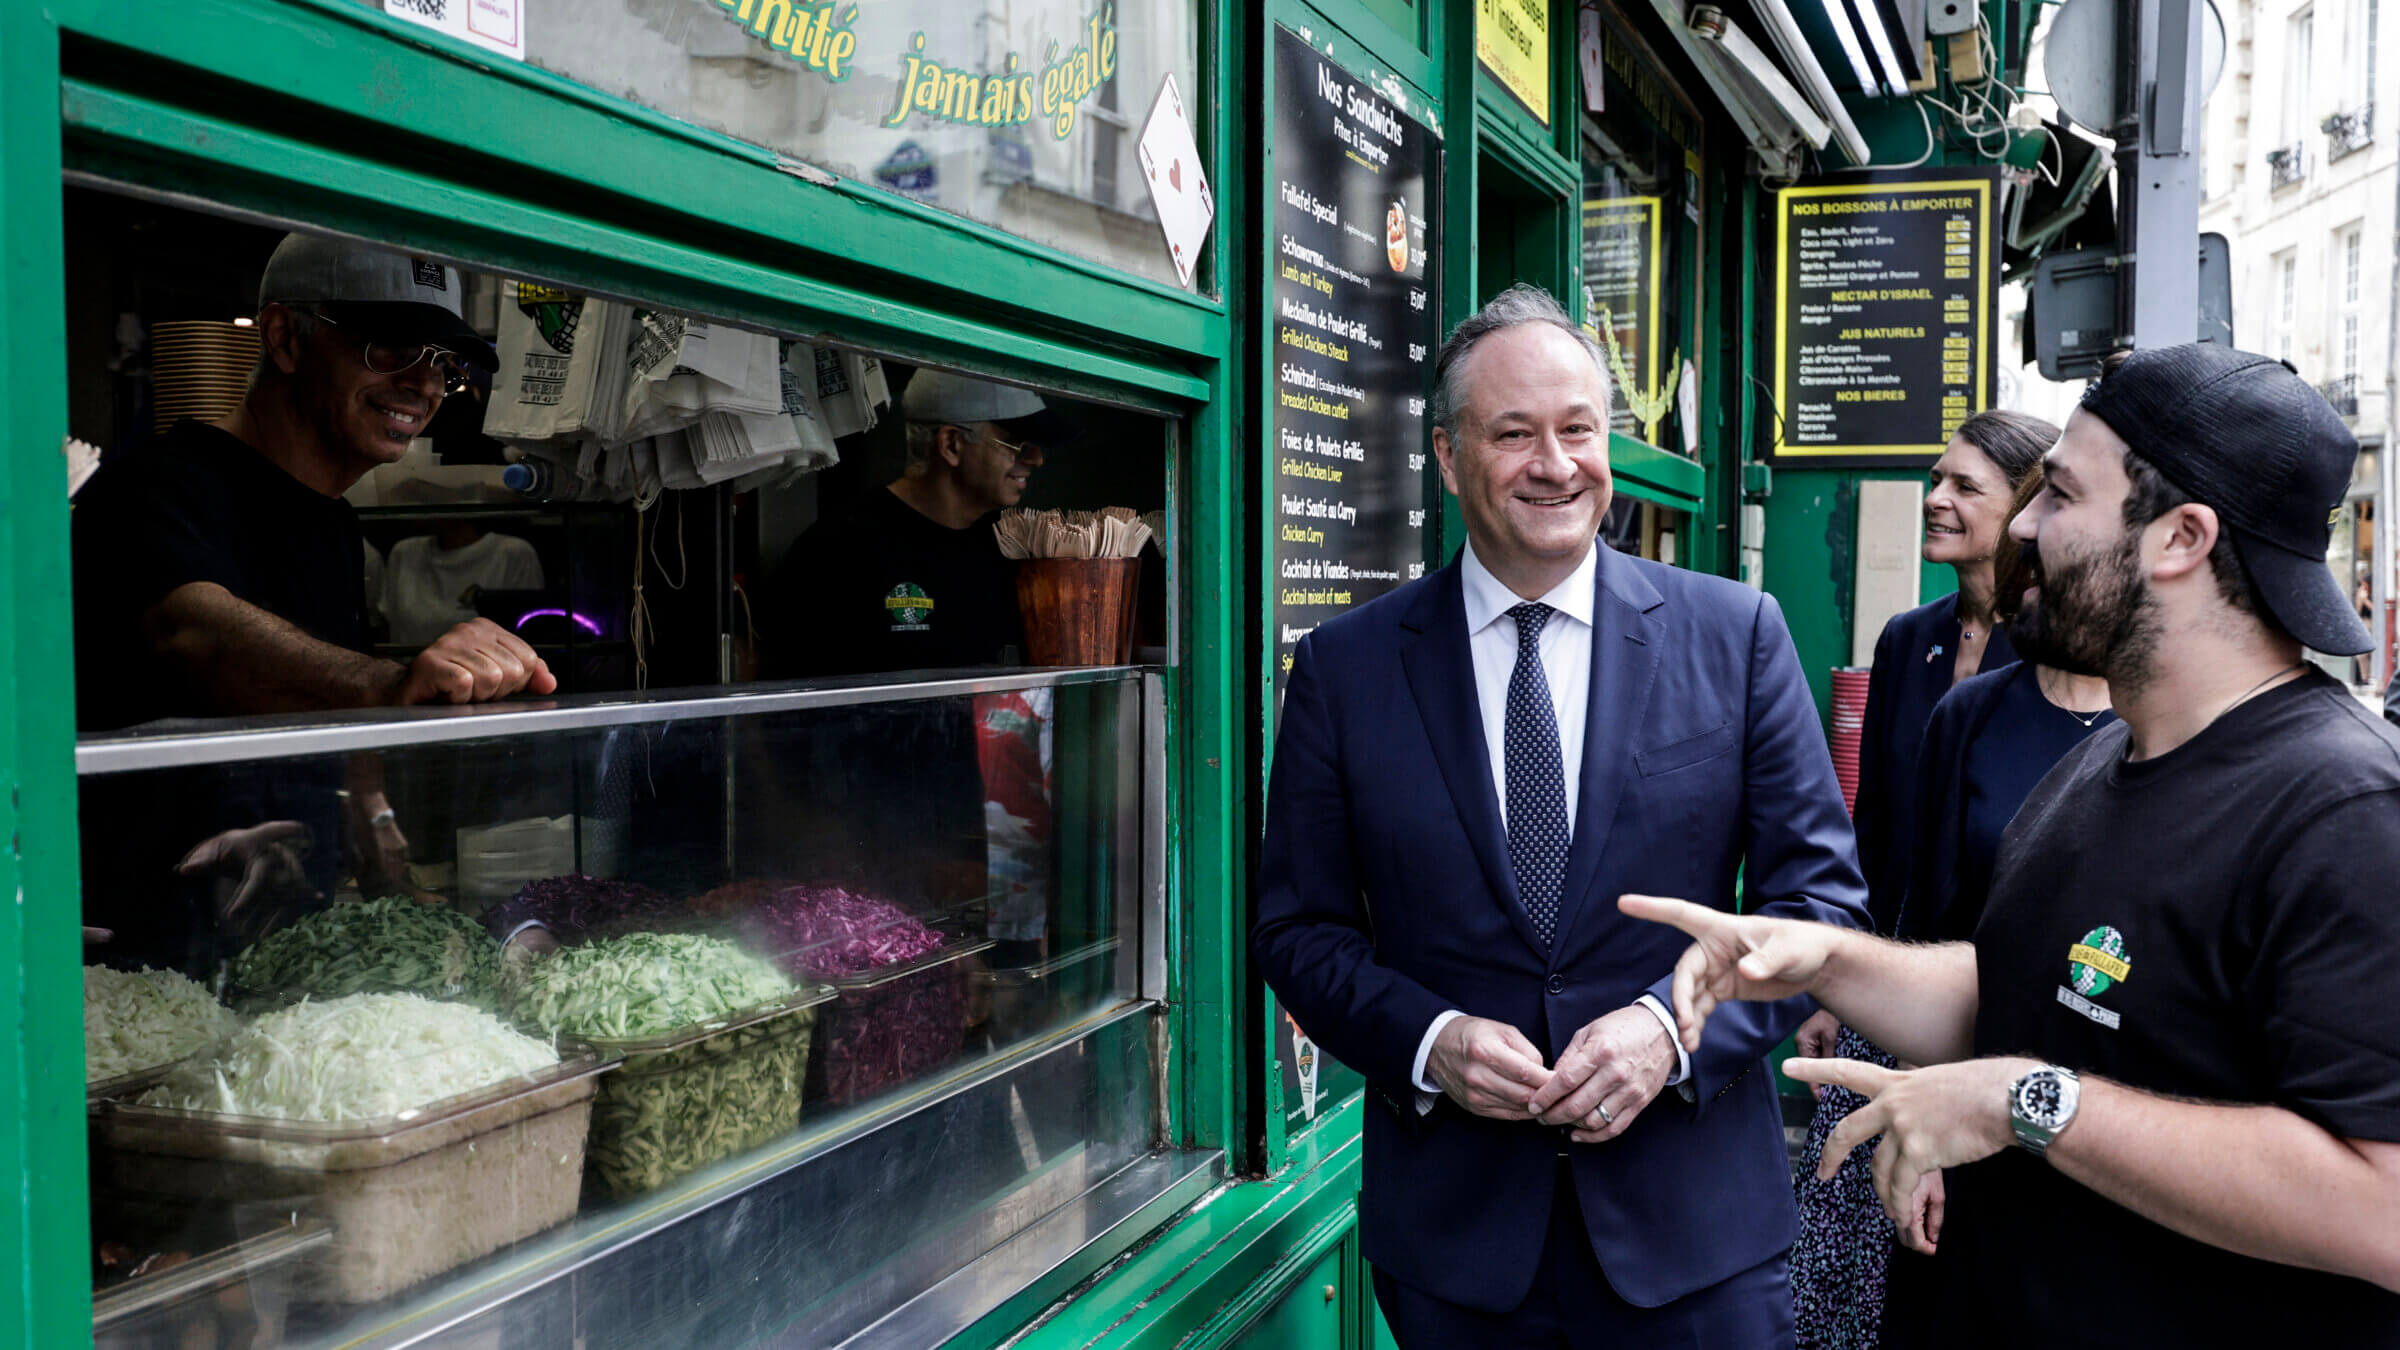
[[1016, 557, 1142, 666], [150, 320, 261, 433]]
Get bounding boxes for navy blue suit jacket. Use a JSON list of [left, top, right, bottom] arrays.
[[1252, 543, 1869, 1312]]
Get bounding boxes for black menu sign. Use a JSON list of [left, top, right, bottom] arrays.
[[1269, 27, 1441, 1136], [1270, 27, 1442, 706], [1771, 170, 1998, 465]]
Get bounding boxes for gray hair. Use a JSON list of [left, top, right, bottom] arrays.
[[903, 419, 941, 470], [1429, 284, 1610, 437]]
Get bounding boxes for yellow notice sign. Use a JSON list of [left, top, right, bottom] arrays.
[[1478, 0, 1551, 125]]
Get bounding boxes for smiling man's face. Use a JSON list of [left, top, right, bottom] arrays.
[[1433, 323, 1614, 597], [282, 307, 449, 477]]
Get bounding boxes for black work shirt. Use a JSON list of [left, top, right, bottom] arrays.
[[74, 422, 366, 972], [764, 486, 1021, 678], [72, 420, 367, 730], [1947, 670, 2400, 1345]]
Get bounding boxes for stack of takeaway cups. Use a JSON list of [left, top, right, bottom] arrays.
[[1828, 667, 1871, 816], [149, 321, 261, 434]]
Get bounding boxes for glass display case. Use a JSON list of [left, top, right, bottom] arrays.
[[78, 666, 1170, 1348]]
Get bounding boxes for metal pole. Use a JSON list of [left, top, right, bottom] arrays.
[[2379, 100, 2400, 694], [2119, 0, 2205, 348]]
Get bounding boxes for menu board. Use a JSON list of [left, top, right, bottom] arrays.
[[1771, 171, 1999, 465], [1270, 26, 1442, 707], [1270, 27, 1441, 1136], [1581, 195, 1660, 439]]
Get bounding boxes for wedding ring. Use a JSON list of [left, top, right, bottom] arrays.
[[1596, 1102, 1614, 1126]]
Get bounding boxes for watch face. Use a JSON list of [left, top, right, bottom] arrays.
[[2015, 1071, 2066, 1128]]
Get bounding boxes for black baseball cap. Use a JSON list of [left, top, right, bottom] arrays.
[[258, 232, 498, 371], [2079, 343, 2371, 655]]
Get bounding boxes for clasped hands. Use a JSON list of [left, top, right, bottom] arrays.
[[1424, 1005, 1675, 1144], [1617, 893, 2029, 1255]]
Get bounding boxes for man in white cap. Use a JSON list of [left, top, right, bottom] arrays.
[[764, 367, 1061, 677], [74, 231, 555, 730]]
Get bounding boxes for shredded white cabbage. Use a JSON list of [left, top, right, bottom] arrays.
[[139, 992, 559, 1123], [85, 965, 240, 1083]]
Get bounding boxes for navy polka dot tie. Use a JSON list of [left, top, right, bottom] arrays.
[[1505, 602, 1569, 950]]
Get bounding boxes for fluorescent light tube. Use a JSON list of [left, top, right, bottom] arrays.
[[1813, 0, 1883, 93], [1690, 6, 1835, 148], [1750, 0, 1874, 161], [1648, 0, 1809, 174], [1846, 0, 1913, 96]]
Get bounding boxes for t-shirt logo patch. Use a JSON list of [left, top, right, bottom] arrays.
[[885, 583, 933, 631], [2056, 925, 2132, 1029]]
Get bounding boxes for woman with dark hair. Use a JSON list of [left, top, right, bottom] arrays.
[[1789, 408, 2058, 1349]]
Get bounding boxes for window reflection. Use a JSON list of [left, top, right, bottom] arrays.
[[529, 0, 1200, 288]]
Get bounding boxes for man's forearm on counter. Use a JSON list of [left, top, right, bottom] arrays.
[[1813, 934, 1980, 1066], [147, 582, 408, 713]]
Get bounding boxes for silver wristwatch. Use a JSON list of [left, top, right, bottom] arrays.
[[2009, 1065, 2081, 1159]]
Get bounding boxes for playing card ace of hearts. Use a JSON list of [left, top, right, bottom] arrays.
[[1138, 75, 1215, 289]]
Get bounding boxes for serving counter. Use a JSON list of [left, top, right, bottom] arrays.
[[78, 667, 1191, 1348]]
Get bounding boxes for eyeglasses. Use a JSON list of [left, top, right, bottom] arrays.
[[294, 309, 479, 395], [978, 430, 1041, 460]]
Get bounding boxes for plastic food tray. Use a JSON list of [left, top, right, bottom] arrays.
[[804, 921, 994, 1109], [971, 936, 1123, 1044], [86, 1058, 185, 1107], [569, 987, 834, 1200], [92, 1202, 331, 1348], [93, 1055, 606, 1304]]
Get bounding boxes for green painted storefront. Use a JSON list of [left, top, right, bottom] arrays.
[[0, 0, 2026, 1344]]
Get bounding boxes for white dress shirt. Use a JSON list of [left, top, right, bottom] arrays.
[[1410, 541, 1690, 1105]]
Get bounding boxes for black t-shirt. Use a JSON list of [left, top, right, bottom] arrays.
[[764, 486, 1021, 678], [1950, 670, 2400, 1345], [73, 420, 368, 730]]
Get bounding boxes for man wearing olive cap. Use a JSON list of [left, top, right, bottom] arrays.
[[1623, 344, 2400, 1346]]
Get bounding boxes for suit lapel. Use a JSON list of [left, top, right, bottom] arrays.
[[1551, 545, 1664, 946], [1399, 563, 1547, 955]]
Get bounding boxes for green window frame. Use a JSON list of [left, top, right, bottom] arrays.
[[0, 1, 1260, 1342]]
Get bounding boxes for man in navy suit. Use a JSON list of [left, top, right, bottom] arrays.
[[1252, 284, 1868, 1346]]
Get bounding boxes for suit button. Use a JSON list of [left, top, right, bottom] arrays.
[[1546, 975, 1566, 995]]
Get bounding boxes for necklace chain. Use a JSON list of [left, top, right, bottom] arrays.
[[2037, 666, 2109, 728], [2214, 662, 2309, 724]]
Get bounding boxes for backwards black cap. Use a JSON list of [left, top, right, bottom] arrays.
[[2078, 343, 2370, 656]]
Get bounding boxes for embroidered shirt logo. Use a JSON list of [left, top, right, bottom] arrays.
[[884, 582, 933, 631], [2057, 925, 2131, 1029]]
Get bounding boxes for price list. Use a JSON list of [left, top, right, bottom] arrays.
[[1771, 172, 1997, 465], [1269, 27, 1443, 702]]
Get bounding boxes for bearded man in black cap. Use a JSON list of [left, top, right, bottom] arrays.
[[74, 232, 554, 731], [1621, 344, 2400, 1346]]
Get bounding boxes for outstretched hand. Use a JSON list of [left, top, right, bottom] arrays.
[[1616, 894, 1839, 1052], [1783, 1055, 2032, 1250]]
